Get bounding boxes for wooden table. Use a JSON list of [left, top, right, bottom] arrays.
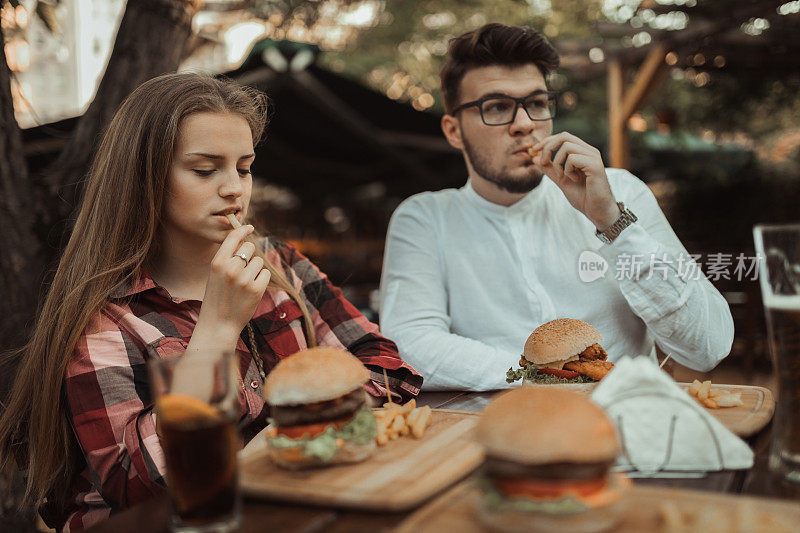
[[84, 391, 800, 533]]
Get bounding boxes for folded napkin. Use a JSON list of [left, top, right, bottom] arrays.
[[591, 356, 754, 473]]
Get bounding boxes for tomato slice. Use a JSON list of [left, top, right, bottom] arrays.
[[538, 367, 580, 380], [276, 415, 353, 439], [493, 476, 607, 499]]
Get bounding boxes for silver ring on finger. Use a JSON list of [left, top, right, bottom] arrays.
[[234, 252, 249, 265]]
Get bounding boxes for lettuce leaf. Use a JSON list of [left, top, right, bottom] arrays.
[[476, 475, 589, 515], [506, 366, 592, 385], [266, 405, 377, 461]]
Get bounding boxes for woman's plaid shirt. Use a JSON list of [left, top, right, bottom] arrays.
[[45, 238, 422, 531]]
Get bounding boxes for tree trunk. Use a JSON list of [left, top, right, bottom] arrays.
[[1, 0, 200, 528], [39, 0, 200, 245], [0, 21, 40, 356]]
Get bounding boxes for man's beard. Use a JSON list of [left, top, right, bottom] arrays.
[[462, 134, 543, 194]]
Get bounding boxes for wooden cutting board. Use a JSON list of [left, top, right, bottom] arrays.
[[526, 382, 774, 437], [675, 383, 775, 437], [238, 409, 484, 511], [393, 480, 800, 533]]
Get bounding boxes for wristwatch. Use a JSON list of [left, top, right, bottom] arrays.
[[595, 202, 638, 244]]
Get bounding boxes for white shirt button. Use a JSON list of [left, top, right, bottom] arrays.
[[279, 311, 287, 319], [250, 380, 259, 390]]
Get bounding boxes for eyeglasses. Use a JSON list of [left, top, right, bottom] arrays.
[[452, 91, 557, 126]]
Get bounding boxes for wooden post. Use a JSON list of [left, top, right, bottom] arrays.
[[607, 44, 669, 170], [608, 58, 628, 169], [622, 44, 668, 124]]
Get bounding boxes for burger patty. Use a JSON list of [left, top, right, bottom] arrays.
[[484, 457, 614, 481], [271, 388, 368, 427]]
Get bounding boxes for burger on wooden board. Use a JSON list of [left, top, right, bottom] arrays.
[[263, 347, 377, 469], [474, 387, 629, 532], [507, 319, 615, 384]]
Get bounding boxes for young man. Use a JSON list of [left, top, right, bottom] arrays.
[[379, 23, 734, 390]]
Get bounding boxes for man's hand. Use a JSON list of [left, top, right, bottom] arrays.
[[532, 132, 620, 231]]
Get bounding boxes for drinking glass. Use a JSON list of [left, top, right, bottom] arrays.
[[754, 223, 800, 482], [149, 351, 241, 531]]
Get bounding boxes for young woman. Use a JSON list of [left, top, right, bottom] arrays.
[[0, 73, 421, 531]]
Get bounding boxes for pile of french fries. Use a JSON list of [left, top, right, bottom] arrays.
[[374, 399, 432, 446], [687, 379, 744, 409]]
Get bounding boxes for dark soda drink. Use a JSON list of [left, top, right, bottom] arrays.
[[763, 298, 800, 482], [158, 394, 240, 528]]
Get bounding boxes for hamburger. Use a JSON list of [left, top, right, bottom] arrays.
[[507, 319, 615, 384], [474, 387, 629, 532], [263, 347, 377, 469]]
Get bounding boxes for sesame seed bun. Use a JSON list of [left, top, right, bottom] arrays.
[[523, 319, 603, 366], [264, 347, 369, 406], [475, 387, 618, 465]]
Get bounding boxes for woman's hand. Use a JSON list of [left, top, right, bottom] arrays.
[[188, 224, 271, 357]]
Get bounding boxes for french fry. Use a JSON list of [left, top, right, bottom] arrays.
[[400, 399, 416, 416], [527, 146, 540, 158], [375, 400, 435, 444], [697, 380, 711, 401], [685, 378, 744, 409], [713, 392, 744, 407], [383, 403, 400, 426], [406, 407, 422, 428], [411, 406, 432, 439], [225, 213, 242, 229], [703, 397, 719, 409], [391, 414, 406, 434]]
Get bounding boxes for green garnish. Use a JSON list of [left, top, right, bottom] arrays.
[[267, 405, 377, 461], [476, 475, 589, 515], [506, 366, 592, 384]]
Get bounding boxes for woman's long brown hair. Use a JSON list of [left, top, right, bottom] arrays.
[[0, 73, 316, 508]]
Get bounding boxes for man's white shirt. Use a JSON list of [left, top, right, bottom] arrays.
[[379, 169, 734, 391]]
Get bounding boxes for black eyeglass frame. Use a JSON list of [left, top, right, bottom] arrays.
[[451, 90, 559, 125]]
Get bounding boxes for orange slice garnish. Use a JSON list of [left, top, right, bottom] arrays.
[[157, 393, 221, 425]]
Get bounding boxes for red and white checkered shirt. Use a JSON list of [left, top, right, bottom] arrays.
[[43, 238, 421, 531]]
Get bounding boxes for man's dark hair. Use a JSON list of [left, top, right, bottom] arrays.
[[440, 23, 560, 115]]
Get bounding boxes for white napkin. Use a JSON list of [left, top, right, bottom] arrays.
[[591, 356, 754, 473]]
